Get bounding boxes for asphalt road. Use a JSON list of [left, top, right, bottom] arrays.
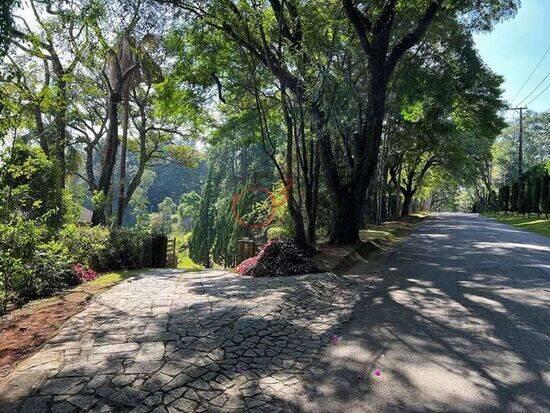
[[293, 213, 550, 413]]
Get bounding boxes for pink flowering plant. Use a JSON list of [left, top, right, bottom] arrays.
[[73, 263, 98, 282], [234, 256, 258, 275]]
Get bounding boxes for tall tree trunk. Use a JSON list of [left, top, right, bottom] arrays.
[[316, 58, 388, 244], [329, 185, 364, 244], [401, 190, 414, 217], [92, 93, 120, 226], [33, 105, 49, 155], [116, 99, 130, 227]]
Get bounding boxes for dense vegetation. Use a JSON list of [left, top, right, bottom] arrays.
[[1, 0, 548, 303]]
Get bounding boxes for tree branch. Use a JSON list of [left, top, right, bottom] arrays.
[[386, 0, 443, 74]]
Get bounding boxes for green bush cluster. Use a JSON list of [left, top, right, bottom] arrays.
[[59, 224, 110, 268], [102, 229, 150, 270], [0, 221, 151, 313], [0, 217, 75, 313], [0, 143, 155, 314], [266, 226, 293, 240]]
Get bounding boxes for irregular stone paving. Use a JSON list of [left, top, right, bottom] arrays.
[[0, 269, 361, 412]]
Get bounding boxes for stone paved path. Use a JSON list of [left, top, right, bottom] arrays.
[[0, 269, 361, 412]]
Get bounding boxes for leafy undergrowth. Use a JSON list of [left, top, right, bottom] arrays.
[[484, 212, 550, 237], [0, 269, 143, 380], [314, 213, 429, 273], [235, 240, 319, 277]]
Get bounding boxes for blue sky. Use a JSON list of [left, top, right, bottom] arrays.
[[474, 0, 550, 114]]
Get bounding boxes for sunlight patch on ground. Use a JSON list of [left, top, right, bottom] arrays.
[[473, 242, 550, 253], [463, 294, 507, 314]]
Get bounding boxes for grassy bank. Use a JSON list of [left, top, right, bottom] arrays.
[[314, 212, 429, 273], [484, 212, 550, 237]]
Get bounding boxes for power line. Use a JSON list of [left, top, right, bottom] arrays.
[[525, 82, 550, 106], [511, 42, 550, 104], [516, 70, 550, 106]]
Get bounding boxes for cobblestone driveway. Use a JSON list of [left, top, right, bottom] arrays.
[[0, 269, 361, 412]]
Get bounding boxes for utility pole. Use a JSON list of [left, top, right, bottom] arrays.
[[508, 107, 527, 177]]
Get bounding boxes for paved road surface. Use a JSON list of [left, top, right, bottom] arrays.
[[1, 213, 548, 412], [292, 213, 550, 412]]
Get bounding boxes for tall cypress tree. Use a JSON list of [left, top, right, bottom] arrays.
[[510, 182, 519, 214], [189, 167, 217, 268], [542, 171, 550, 219], [499, 185, 510, 213], [533, 177, 542, 218]]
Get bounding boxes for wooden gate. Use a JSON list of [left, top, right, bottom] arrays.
[[166, 238, 177, 268]]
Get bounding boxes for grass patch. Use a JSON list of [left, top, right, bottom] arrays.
[[163, 232, 203, 271], [86, 270, 142, 289], [484, 212, 550, 237], [178, 255, 203, 271], [173, 232, 204, 271]]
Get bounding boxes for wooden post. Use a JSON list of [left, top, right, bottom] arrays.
[[237, 238, 256, 264]]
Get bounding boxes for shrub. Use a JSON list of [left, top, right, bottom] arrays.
[[0, 217, 42, 310], [31, 243, 77, 296], [59, 224, 109, 269], [102, 228, 148, 270], [0, 220, 76, 312], [235, 240, 318, 278], [0, 144, 63, 229], [266, 226, 292, 240]]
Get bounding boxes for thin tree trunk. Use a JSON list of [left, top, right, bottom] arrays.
[[116, 99, 130, 227]]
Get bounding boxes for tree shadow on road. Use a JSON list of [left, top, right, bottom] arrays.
[[293, 215, 550, 412]]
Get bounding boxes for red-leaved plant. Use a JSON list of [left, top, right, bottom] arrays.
[[73, 263, 98, 282], [234, 240, 318, 277], [234, 256, 258, 275]]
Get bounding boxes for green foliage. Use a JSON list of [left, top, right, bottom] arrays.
[[59, 224, 110, 269], [0, 215, 76, 312], [493, 111, 550, 184], [497, 163, 550, 216], [30, 242, 77, 297], [189, 168, 216, 268], [0, 216, 41, 311], [267, 226, 292, 240], [177, 191, 201, 233], [150, 197, 177, 236], [102, 229, 149, 271], [0, 144, 63, 228], [0, 0, 17, 57], [128, 169, 156, 231]]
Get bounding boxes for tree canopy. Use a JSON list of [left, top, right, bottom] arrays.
[[0, 0, 535, 274]]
